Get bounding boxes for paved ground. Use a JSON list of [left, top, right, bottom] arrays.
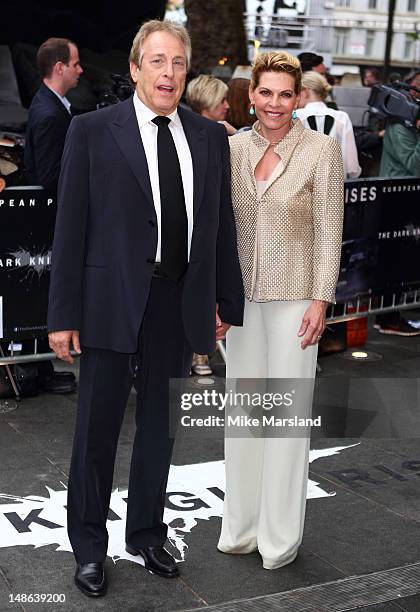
[[0, 313, 419, 611]]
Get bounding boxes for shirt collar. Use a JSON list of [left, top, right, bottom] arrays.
[[46, 85, 71, 114], [133, 92, 181, 128], [303, 101, 327, 111]]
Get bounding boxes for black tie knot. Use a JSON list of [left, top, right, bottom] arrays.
[[152, 116, 171, 128]]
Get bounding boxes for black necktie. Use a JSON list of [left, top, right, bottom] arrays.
[[152, 115, 188, 282]]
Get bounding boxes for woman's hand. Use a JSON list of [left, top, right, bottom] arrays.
[[297, 300, 329, 350], [219, 120, 237, 136], [216, 303, 231, 340]]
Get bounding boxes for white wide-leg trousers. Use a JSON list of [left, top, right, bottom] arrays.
[[218, 299, 318, 569]]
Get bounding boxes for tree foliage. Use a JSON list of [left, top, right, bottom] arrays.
[[184, 0, 248, 74]]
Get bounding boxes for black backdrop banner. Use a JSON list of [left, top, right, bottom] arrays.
[[0, 188, 56, 341], [1, 179, 420, 341], [336, 177, 420, 303]]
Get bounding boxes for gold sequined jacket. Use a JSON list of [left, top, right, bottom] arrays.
[[230, 119, 344, 303]]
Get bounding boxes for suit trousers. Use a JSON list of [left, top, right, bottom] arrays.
[[67, 276, 193, 563], [218, 299, 318, 569]]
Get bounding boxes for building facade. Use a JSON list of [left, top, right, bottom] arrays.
[[244, 0, 419, 73]]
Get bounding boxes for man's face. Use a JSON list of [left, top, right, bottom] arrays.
[[130, 31, 187, 116], [363, 71, 377, 87], [409, 74, 420, 101], [61, 44, 83, 93], [313, 63, 326, 76]]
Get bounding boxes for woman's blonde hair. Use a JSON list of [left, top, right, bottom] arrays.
[[186, 75, 228, 115], [250, 51, 302, 94], [301, 71, 332, 100], [129, 19, 191, 70]]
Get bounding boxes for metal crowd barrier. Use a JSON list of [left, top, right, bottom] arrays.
[[327, 289, 420, 323], [1, 290, 419, 371]]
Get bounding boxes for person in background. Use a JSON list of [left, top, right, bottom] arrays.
[[363, 67, 381, 88], [296, 71, 361, 179], [186, 74, 237, 375], [226, 78, 256, 131], [186, 74, 236, 135], [297, 52, 327, 76], [407, 70, 420, 101], [353, 69, 385, 176], [297, 52, 340, 109], [218, 51, 343, 570], [374, 70, 420, 336], [25, 38, 83, 191], [387, 72, 402, 85], [379, 70, 420, 179], [24, 37, 83, 394]]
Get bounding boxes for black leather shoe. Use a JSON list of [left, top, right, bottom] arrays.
[[40, 372, 77, 394], [74, 562, 106, 597], [125, 544, 179, 578], [53, 371, 76, 382]]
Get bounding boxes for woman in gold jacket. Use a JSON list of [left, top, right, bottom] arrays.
[[218, 51, 344, 570]]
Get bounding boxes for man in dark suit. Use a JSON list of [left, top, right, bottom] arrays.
[[25, 37, 83, 191], [24, 38, 82, 393], [48, 20, 244, 598]]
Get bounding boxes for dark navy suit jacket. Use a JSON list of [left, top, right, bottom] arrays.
[[24, 83, 72, 192], [47, 97, 244, 354]]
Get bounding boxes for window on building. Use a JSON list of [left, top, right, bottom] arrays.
[[404, 34, 414, 59], [334, 29, 350, 55], [336, 0, 351, 6], [365, 30, 375, 56], [407, 0, 416, 11], [368, 0, 377, 8]]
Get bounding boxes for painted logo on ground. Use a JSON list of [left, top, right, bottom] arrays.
[[0, 444, 359, 565]]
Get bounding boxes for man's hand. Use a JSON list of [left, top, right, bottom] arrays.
[[216, 304, 231, 341], [297, 300, 328, 350], [48, 330, 81, 364]]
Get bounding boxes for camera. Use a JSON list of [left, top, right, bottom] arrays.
[[97, 74, 133, 109], [368, 83, 420, 129]]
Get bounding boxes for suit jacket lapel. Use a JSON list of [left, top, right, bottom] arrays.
[[178, 106, 208, 220], [108, 97, 155, 212]]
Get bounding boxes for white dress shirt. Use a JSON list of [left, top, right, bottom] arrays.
[[132, 93, 194, 262], [296, 101, 361, 179], [47, 85, 72, 114]]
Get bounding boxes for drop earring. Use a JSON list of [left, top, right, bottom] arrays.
[[292, 110, 297, 120], [249, 104, 255, 116]]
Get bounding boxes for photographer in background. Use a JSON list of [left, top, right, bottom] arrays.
[[375, 70, 420, 337], [379, 71, 420, 179], [363, 67, 382, 88]]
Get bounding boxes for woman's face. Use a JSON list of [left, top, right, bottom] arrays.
[[250, 71, 299, 131], [204, 96, 230, 121]]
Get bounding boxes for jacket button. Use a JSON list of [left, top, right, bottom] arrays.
[[146, 258, 155, 264], [148, 220, 156, 227]]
